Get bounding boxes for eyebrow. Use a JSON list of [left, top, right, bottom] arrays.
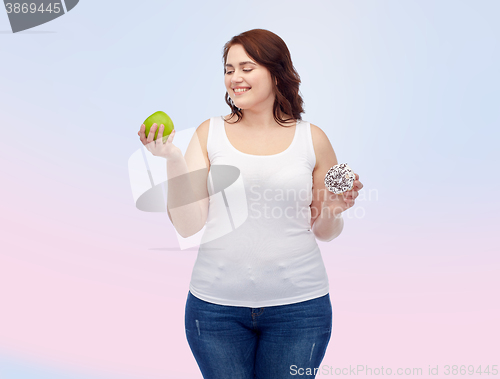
[[224, 61, 257, 67]]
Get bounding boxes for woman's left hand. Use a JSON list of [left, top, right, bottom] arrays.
[[323, 173, 363, 216]]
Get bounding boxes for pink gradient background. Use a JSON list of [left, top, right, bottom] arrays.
[[1, 1, 499, 378]]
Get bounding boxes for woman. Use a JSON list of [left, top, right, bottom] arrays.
[[138, 29, 363, 379]]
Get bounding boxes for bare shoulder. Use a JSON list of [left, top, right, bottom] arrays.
[[310, 123, 336, 170], [196, 118, 211, 139], [195, 118, 211, 154], [184, 118, 211, 173]]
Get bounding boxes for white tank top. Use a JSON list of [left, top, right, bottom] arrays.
[[188, 116, 330, 307]]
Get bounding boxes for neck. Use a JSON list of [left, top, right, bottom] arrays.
[[237, 110, 292, 130]]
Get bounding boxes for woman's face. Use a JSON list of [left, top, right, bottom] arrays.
[[224, 44, 276, 113]]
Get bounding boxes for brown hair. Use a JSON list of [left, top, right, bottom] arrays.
[[222, 29, 305, 127]]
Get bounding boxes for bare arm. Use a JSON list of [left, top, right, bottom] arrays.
[[310, 124, 344, 242], [166, 154, 205, 238], [138, 122, 209, 238]]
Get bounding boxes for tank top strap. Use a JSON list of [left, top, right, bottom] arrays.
[[294, 118, 316, 172], [206, 116, 225, 163]]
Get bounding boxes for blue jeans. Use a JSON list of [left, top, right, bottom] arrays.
[[185, 291, 332, 379]]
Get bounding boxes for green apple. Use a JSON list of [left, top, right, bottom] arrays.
[[144, 111, 174, 143]]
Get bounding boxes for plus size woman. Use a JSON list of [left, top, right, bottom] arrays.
[[138, 29, 363, 379]]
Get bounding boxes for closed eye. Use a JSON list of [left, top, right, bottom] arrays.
[[225, 69, 253, 74]]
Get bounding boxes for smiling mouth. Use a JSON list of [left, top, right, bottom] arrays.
[[234, 88, 251, 95]]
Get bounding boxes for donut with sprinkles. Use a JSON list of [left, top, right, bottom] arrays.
[[324, 163, 355, 194]]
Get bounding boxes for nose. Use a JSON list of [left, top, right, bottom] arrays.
[[230, 72, 244, 85], [231, 78, 243, 86]]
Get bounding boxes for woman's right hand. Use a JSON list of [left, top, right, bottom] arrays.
[[138, 123, 182, 160]]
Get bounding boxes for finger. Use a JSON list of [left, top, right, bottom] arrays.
[[157, 124, 165, 143], [167, 129, 175, 143], [138, 124, 146, 141], [154, 124, 163, 142], [148, 123, 157, 143], [345, 190, 358, 201], [354, 173, 359, 180]]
